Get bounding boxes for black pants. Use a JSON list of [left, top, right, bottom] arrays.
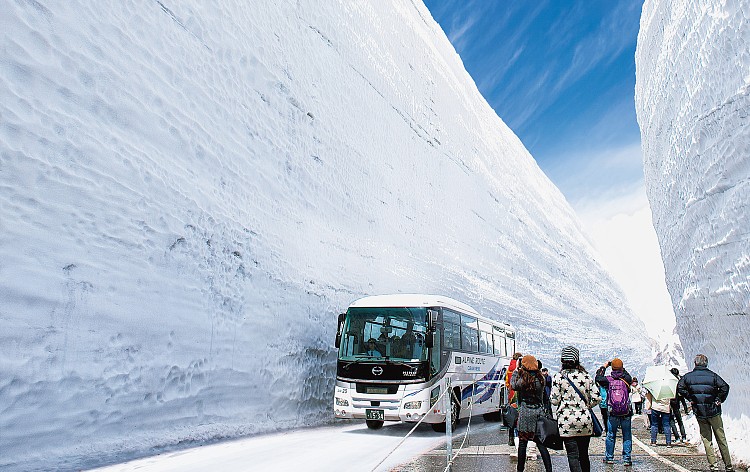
[[671, 409, 686, 440], [517, 438, 552, 472], [600, 407, 609, 432], [563, 436, 591, 472], [634, 401, 643, 414]]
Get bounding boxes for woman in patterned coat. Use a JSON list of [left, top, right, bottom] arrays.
[[550, 345, 601, 472]]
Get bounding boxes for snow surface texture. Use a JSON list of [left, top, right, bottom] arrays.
[[2, 1, 649, 470], [636, 0, 750, 464]]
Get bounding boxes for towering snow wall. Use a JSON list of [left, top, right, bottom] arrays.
[[2, 1, 649, 469], [636, 0, 750, 463]]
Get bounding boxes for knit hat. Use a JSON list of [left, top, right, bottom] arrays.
[[611, 358, 623, 370], [561, 345, 579, 363], [521, 354, 538, 371]]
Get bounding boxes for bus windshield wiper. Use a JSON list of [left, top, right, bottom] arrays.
[[343, 355, 380, 369], [383, 357, 420, 368]]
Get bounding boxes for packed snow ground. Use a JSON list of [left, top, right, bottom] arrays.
[[1, 0, 652, 470], [636, 0, 750, 464], [87, 421, 450, 472]]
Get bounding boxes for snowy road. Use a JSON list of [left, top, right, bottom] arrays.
[[87, 420, 480, 472]]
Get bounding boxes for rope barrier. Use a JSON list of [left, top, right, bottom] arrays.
[[442, 381, 477, 472], [368, 385, 452, 472], [369, 374, 504, 472]]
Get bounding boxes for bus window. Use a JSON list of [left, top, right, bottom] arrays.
[[505, 330, 516, 356], [443, 310, 461, 325], [444, 321, 459, 349], [480, 331, 492, 354], [443, 310, 461, 350], [461, 315, 478, 352], [462, 327, 478, 352], [493, 326, 506, 356]]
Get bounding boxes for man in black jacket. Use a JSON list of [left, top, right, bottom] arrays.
[[676, 354, 733, 472]]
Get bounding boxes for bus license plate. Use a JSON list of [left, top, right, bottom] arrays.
[[366, 409, 384, 421]]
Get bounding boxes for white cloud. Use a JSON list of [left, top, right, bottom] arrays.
[[545, 141, 646, 206], [576, 184, 677, 337]]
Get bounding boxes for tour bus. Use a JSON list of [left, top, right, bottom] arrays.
[[333, 294, 516, 431]]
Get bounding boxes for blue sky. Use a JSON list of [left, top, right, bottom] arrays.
[[423, 1, 677, 336], [423, 0, 645, 207]]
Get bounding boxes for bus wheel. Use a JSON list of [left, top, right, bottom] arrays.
[[366, 420, 384, 430], [431, 390, 460, 432], [449, 390, 460, 428]]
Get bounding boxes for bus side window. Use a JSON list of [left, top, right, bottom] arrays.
[[460, 314, 478, 353], [482, 331, 492, 354], [495, 334, 503, 356], [443, 310, 461, 350]]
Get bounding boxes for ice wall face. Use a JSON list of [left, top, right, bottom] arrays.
[[1, 1, 648, 469], [635, 0, 750, 462]]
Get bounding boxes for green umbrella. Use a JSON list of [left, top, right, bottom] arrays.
[[642, 365, 678, 401]]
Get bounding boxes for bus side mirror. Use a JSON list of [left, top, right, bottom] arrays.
[[425, 331, 434, 349], [425, 309, 438, 349], [428, 309, 439, 329], [335, 313, 345, 348]]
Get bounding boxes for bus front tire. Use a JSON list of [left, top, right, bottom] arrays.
[[431, 391, 460, 432], [366, 420, 384, 430]]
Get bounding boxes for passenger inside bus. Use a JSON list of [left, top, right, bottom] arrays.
[[391, 335, 408, 358]]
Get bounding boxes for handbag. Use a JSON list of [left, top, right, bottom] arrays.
[[564, 374, 603, 437], [501, 404, 518, 428], [536, 415, 564, 450]]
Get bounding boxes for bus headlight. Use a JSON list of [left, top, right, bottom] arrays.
[[403, 401, 422, 409], [335, 397, 349, 407]]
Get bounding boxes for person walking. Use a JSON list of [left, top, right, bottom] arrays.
[[677, 354, 733, 472], [550, 346, 601, 472], [669, 368, 689, 444], [630, 377, 643, 414], [645, 388, 672, 447], [596, 358, 634, 466], [505, 352, 522, 446], [510, 355, 553, 472]]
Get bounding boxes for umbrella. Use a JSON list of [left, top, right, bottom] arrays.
[[642, 365, 678, 401]]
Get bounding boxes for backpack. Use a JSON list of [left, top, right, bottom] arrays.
[[606, 376, 631, 416], [598, 385, 607, 409]]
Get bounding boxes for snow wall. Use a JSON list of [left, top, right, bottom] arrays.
[[1, 1, 649, 470], [636, 0, 750, 464]]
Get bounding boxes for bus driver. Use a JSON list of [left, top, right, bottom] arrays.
[[364, 338, 382, 357]]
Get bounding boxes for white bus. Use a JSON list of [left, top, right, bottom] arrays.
[[333, 294, 516, 431]]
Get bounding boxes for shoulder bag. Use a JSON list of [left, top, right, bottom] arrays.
[[564, 374, 603, 437], [536, 414, 563, 450]]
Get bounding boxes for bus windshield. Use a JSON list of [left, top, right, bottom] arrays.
[[339, 307, 429, 362]]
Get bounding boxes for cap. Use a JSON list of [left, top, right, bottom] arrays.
[[561, 345, 579, 363]]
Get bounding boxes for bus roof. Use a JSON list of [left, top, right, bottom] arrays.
[[349, 294, 483, 317], [348, 294, 513, 333]]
